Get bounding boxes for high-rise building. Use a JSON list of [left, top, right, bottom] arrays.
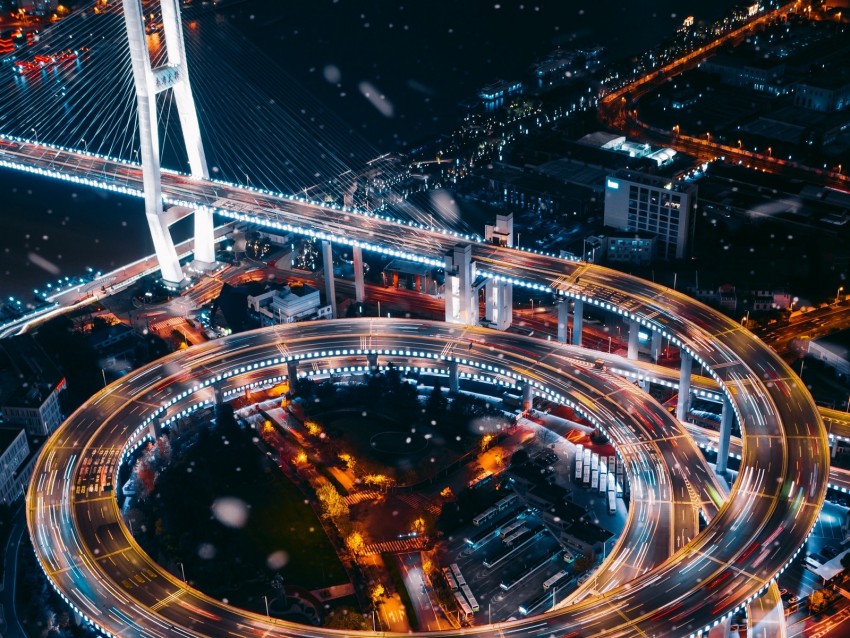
[[0, 335, 66, 437], [16, 0, 58, 16], [603, 169, 697, 261]]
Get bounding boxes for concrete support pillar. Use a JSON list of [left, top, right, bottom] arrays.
[[717, 395, 733, 474], [444, 244, 477, 326], [352, 245, 365, 303], [637, 378, 649, 392], [122, 0, 212, 283], [651, 331, 662, 362], [213, 381, 224, 405], [557, 299, 568, 343], [484, 279, 512, 330], [287, 361, 298, 387], [831, 438, 838, 459], [448, 360, 459, 393], [676, 352, 693, 422], [148, 420, 157, 439], [367, 353, 378, 372], [322, 240, 337, 318], [522, 384, 533, 412], [571, 299, 584, 346], [627, 319, 640, 360]]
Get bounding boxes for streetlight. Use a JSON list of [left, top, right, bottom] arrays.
[[530, 298, 535, 312], [263, 595, 270, 617], [845, 395, 850, 413], [81, 138, 87, 153], [737, 139, 742, 149], [835, 285, 845, 304], [766, 147, 772, 158], [31, 127, 37, 142], [178, 561, 186, 582]]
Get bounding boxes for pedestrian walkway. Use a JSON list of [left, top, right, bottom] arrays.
[[344, 490, 381, 506], [363, 536, 429, 556], [394, 492, 441, 516]]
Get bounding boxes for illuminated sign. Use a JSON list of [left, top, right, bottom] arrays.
[[606, 179, 619, 190]]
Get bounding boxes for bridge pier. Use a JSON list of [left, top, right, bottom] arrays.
[[484, 280, 512, 330], [444, 244, 477, 326], [448, 360, 459, 393], [627, 319, 640, 360], [522, 383, 533, 412], [287, 361, 298, 388], [676, 352, 693, 422], [717, 396, 733, 475], [483, 214, 513, 331], [367, 353, 378, 373], [213, 381, 224, 405], [122, 0, 213, 286], [650, 331, 662, 362], [557, 299, 568, 343], [322, 240, 338, 318], [353, 245, 365, 303], [572, 299, 584, 346]]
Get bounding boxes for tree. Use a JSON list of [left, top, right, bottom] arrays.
[[323, 607, 369, 630], [809, 589, 828, 614], [316, 482, 349, 521], [346, 531, 365, 555], [426, 383, 448, 416], [510, 449, 530, 467]]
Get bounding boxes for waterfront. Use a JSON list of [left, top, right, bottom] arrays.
[[0, 0, 745, 301]]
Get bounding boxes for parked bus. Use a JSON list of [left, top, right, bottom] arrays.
[[442, 567, 459, 591], [575, 444, 584, 481], [495, 493, 518, 511], [454, 592, 474, 623], [499, 518, 526, 539], [472, 507, 498, 527], [460, 583, 480, 613], [543, 570, 568, 590], [608, 490, 617, 514], [468, 471, 493, 490], [451, 563, 467, 588]]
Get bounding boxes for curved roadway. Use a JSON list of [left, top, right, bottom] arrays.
[[3, 138, 830, 636]]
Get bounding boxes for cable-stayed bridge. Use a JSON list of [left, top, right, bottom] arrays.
[[3, 3, 833, 638]]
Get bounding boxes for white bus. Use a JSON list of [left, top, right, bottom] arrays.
[[575, 445, 584, 481], [472, 507, 498, 527], [499, 518, 525, 539], [460, 583, 480, 613], [608, 490, 617, 514], [543, 570, 568, 590], [451, 563, 467, 588], [454, 591, 474, 622], [495, 493, 518, 511], [443, 567, 459, 591]]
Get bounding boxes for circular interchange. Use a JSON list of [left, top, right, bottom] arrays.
[[28, 282, 828, 638]]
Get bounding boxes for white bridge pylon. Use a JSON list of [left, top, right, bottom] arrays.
[[122, 0, 214, 285]]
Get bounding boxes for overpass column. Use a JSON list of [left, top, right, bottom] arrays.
[[352, 245, 365, 303], [148, 420, 158, 439], [650, 331, 662, 362], [287, 361, 298, 387], [321, 240, 338, 318], [831, 438, 838, 459], [571, 299, 584, 346], [627, 319, 640, 360], [484, 280, 512, 330], [483, 214, 513, 330], [716, 395, 733, 474], [676, 352, 693, 422], [444, 244, 477, 326], [557, 299, 568, 343], [213, 381, 224, 405], [522, 384, 533, 412], [448, 360, 459, 393], [367, 353, 378, 372]]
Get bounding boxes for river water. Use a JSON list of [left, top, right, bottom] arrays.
[[0, 0, 743, 301]]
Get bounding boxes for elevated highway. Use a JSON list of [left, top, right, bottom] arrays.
[[15, 132, 828, 635]]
